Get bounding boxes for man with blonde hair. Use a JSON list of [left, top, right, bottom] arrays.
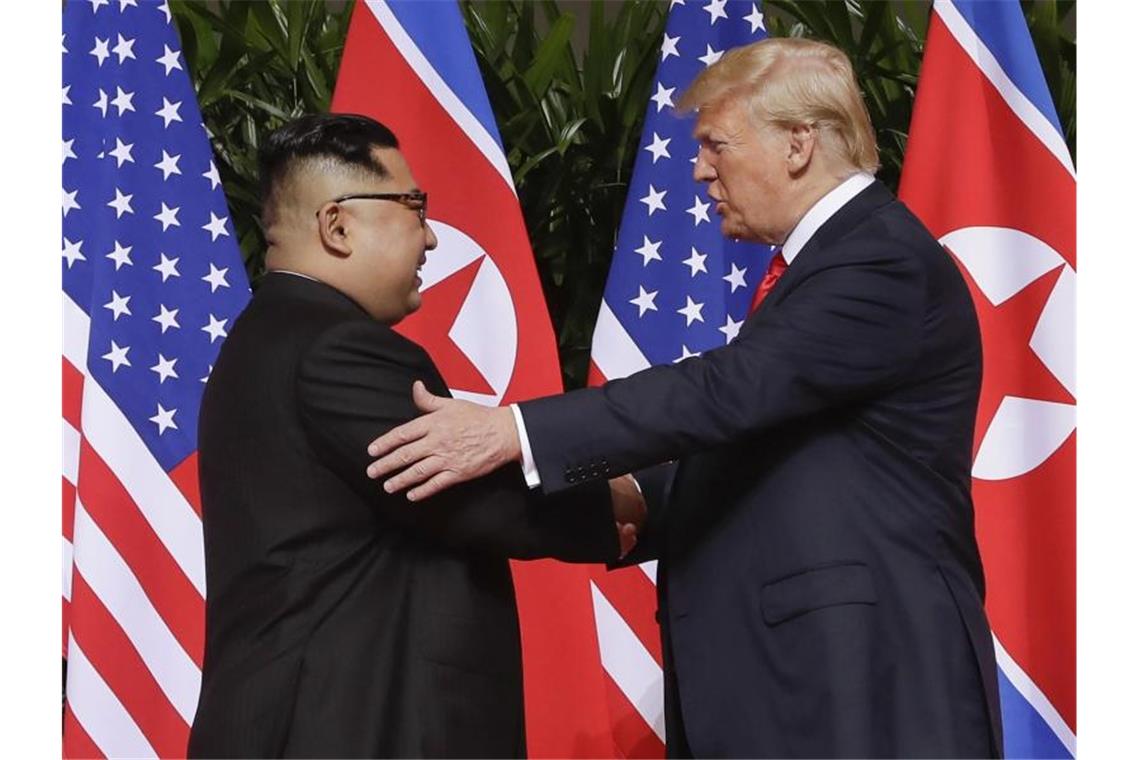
[[365, 38, 1001, 758]]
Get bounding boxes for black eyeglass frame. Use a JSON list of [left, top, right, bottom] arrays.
[[325, 191, 428, 224]]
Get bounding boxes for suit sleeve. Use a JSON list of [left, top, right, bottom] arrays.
[[295, 320, 619, 562], [522, 247, 925, 494]]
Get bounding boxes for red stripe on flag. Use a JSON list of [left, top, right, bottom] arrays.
[[63, 358, 84, 429], [168, 452, 202, 518], [63, 356, 82, 661], [511, 559, 616, 758], [590, 566, 663, 666], [604, 671, 666, 759], [64, 703, 106, 760], [69, 572, 190, 758], [77, 440, 204, 667]]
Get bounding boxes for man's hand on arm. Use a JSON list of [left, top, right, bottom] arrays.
[[366, 380, 521, 500]]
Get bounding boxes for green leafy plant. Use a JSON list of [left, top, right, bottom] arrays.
[[462, 0, 668, 386], [171, 0, 354, 282], [172, 0, 1074, 388]]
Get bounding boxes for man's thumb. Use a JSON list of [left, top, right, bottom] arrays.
[[412, 380, 443, 412]]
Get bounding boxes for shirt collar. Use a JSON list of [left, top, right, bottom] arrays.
[[780, 172, 875, 265], [270, 268, 322, 283]]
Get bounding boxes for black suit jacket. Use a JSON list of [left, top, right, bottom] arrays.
[[521, 181, 1002, 758], [188, 273, 618, 758]]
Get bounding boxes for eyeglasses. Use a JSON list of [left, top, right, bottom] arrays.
[[327, 191, 428, 224]]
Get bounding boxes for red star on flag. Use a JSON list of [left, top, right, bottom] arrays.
[[397, 257, 496, 395], [950, 254, 1074, 456]]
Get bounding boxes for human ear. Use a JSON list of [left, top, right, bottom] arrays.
[[316, 202, 352, 257], [787, 123, 816, 173]]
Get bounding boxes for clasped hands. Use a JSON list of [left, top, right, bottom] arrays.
[[366, 381, 645, 558]]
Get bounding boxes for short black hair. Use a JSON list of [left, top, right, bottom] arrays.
[[258, 113, 400, 215]]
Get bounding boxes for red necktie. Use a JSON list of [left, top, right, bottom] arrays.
[[748, 248, 788, 314]]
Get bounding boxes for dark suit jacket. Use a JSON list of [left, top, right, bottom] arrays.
[[521, 181, 1002, 758], [188, 273, 618, 758]]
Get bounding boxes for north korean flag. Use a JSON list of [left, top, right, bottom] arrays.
[[899, 2, 1076, 757], [331, 2, 616, 756]]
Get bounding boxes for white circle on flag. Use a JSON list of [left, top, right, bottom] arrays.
[[419, 220, 518, 406], [940, 226, 1076, 480]]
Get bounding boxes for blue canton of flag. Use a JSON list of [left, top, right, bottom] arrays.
[[63, 0, 250, 471], [595, 0, 771, 375]]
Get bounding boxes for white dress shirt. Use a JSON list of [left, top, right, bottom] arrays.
[[513, 172, 876, 488]]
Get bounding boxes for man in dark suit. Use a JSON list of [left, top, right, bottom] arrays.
[[187, 114, 640, 758], [365, 39, 1002, 758]]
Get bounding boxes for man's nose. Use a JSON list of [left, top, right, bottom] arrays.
[[424, 222, 438, 250], [693, 148, 716, 183]]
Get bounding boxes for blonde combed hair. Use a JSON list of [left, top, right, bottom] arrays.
[[678, 37, 879, 174]]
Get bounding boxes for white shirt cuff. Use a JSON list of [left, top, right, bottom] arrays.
[[511, 404, 541, 489]]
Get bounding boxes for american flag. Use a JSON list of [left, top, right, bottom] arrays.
[[585, 1, 771, 755], [62, 0, 250, 756]]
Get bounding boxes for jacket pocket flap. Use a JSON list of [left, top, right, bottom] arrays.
[[760, 561, 877, 625]]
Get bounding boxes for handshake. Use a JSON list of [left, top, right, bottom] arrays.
[[608, 474, 647, 560]]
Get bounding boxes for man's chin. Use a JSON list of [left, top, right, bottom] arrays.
[[389, 295, 422, 327], [719, 218, 753, 241]]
